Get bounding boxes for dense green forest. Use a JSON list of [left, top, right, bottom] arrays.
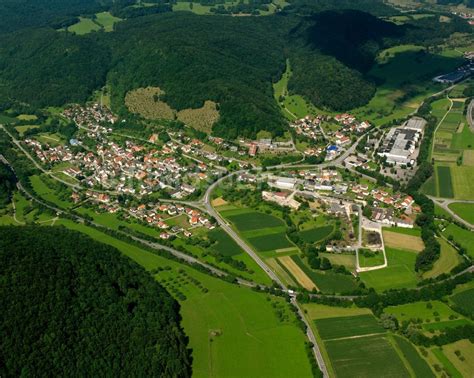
[[0, 226, 192, 376], [0, 3, 470, 138], [0, 162, 16, 207]]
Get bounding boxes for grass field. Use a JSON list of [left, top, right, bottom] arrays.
[[94, 11, 121, 32], [29, 175, 71, 209], [302, 303, 371, 320], [423, 238, 461, 279], [359, 251, 385, 267], [447, 202, 474, 224], [67, 17, 101, 35], [291, 255, 357, 294], [437, 165, 454, 198], [449, 165, 474, 200], [314, 314, 385, 340], [438, 340, 474, 378], [208, 228, 243, 257], [442, 223, 474, 258], [360, 247, 418, 291], [393, 335, 435, 377], [450, 288, 474, 316], [432, 347, 463, 378], [54, 219, 314, 377], [222, 208, 284, 231], [325, 335, 410, 378], [248, 231, 294, 252], [299, 225, 333, 243], [385, 300, 463, 323], [383, 226, 421, 237], [383, 230, 424, 252], [15, 125, 39, 136], [319, 252, 355, 271]]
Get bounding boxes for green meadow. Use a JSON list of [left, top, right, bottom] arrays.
[[442, 223, 474, 258], [53, 218, 314, 378], [314, 314, 385, 340]]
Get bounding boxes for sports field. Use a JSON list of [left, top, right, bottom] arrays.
[[54, 219, 314, 378], [359, 247, 418, 291], [383, 230, 424, 252], [325, 335, 410, 378], [314, 314, 385, 340]]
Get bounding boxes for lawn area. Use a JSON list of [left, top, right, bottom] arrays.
[[448, 202, 474, 224], [383, 229, 424, 252], [222, 208, 284, 231], [319, 252, 355, 271], [325, 335, 410, 378], [54, 219, 314, 378], [385, 300, 463, 323], [314, 314, 385, 340], [291, 255, 357, 294], [67, 17, 101, 35], [451, 126, 474, 150], [450, 288, 474, 317], [423, 238, 461, 279], [442, 223, 474, 258], [392, 335, 435, 377], [359, 248, 418, 292], [299, 225, 333, 243], [437, 165, 454, 198]]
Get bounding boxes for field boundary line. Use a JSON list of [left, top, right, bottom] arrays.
[[324, 331, 387, 342]]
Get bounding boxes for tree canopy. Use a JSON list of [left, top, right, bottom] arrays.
[[0, 225, 192, 377]]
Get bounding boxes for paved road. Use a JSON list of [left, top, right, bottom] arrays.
[[203, 171, 330, 377], [467, 99, 474, 132], [428, 196, 474, 230]]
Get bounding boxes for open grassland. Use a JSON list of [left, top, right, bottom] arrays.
[[392, 335, 435, 377], [452, 126, 474, 150], [359, 251, 385, 267], [291, 255, 357, 294], [442, 223, 474, 258], [423, 238, 461, 279], [438, 340, 474, 378], [383, 226, 421, 237], [125, 87, 175, 120], [385, 300, 463, 324], [53, 218, 313, 378], [314, 314, 385, 340], [68, 17, 101, 35], [448, 203, 474, 224], [383, 230, 424, 252], [437, 165, 454, 198], [360, 247, 418, 292], [325, 335, 410, 378], [299, 225, 333, 243], [177, 100, 219, 134], [462, 149, 474, 166], [450, 288, 474, 317]]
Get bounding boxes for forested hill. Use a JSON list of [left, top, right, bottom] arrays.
[[0, 8, 470, 138], [0, 226, 192, 377]]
